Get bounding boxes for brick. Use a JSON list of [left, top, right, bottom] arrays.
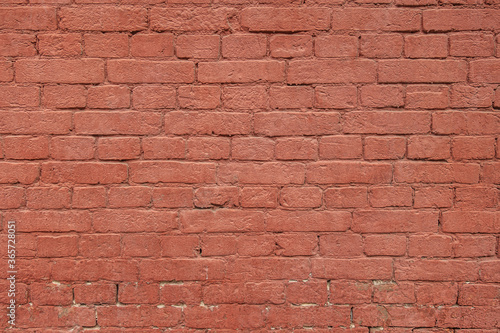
[[0, 86, 39, 108], [470, 59, 500, 83], [355, 305, 436, 327], [59, 6, 147, 31], [307, 162, 392, 184], [26, 186, 71, 209], [139, 259, 224, 281], [432, 112, 500, 135], [455, 186, 498, 209], [88, 85, 130, 109], [319, 136, 362, 159], [415, 282, 458, 305], [373, 282, 416, 304], [201, 235, 237, 256], [38, 33, 82, 56], [366, 136, 410, 161], [16, 305, 96, 327], [226, 258, 309, 281], [0, 33, 36, 56], [364, 234, 407, 256], [360, 34, 403, 58], [75, 112, 161, 135], [74, 283, 116, 304], [275, 138, 318, 160], [93, 210, 177, 233], [0, 60, 13, 82], [142, 137, 185, 159], [330, 281, 372, 304], [16, 59, 104, 83], [452, 136, 495, 160], [369, 186, 412, 207], [319, 234, 363, 257], [223, 86, 268, 109], [267, 306, 350, 328], [0, 162, 39, 184], [288, 59, 376, 83], [176, 35, 219, 59], [161, 236, 199, 257], [270, 86, 313, 109], [97, 306, 181, 327], [4, 136, 49, 160], [98, 137, 141, 160], [442, 211, 499, 233], [316, 35, 358, 57], [5, 211, 91, 232], [0, 7, 56, 30], [437, 306, 500, 328], [237, 235, 275, 257], [178, 85, 220, 109], [122, 234, 161, 257], [280, 187, 322, 208], [165, 112, 252, 135], [153, 187, 193, 208], [270, 35, 312, 58], [222, 34, 266, 59], [79, 234, 120, 258], [129, 161, 215, 184], [185, 304, 266, 329], [325, 187, 368, 208], [204, 280, 282, 305], [50, 136, 95, 160], [131, 33, 174, 57], [219, 162, 305, 185], [459, 284, 500, 306], [240, 187, 278, 208], [108, 60, 194, 83], [199, 61, 284, 83], [266, 210, 351, 232], [407, 136, 451, 160], [232, 137, 274, 161], [394, 162, 480, 184], [353, 210, 438, 233], [43, 85, 87, 109], [480, 260, 500, 282], [84, 33, 129, 58], [414, 186, 453, 208], [180, 209, 265, 233], [241, 7, 330, 32], [453, 235, 497, 258], [30, 283, 73, 306], [345, 112, 430, 134], [0, 186, 25, 209], [312, 258, 393, 280], [133, 86, 176, 109], [255, 112, 340, 136], [360, 85, 404, 107], [406, 85, 448, 109], [450, 33, 494, 57], [395, 259, 478, 281], [424, 9, 500, 31], [484, 162, 500, 184], [108, 186, 151, 208], [450, 85, 494, 108], [314, 86, 357, 109], [332, 8, 420, 31], [405, 35, 448, 58], [151, 7, 233, 32], [161, 282, 201, 305], [41, 162, 127, 184], [408, 235, 453, 257], [37, 235, 78, 257], [118, 283, 160, 304], [286, 281, 326, 305], [379, 60, 467, 83], [194, 186, 238, 208], [72, 186, 106, 208]]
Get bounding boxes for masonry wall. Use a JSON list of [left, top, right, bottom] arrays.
[[0, 0, 499, 331]]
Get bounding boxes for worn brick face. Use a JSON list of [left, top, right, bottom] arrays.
[[3, 1, 499, 330]]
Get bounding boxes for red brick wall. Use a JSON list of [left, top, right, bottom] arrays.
[[1, 0, 499, 331]]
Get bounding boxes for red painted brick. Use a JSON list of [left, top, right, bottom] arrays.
[[98, 137, 141, 160], [176, 35, 219, 59], [232, 137, 274, 161], [394, 162, 480, 184], [442, 211, 499, 233], [408, 234, 453, 257], [84, 33, 129, 58], [407, 136, 451, 160], [108, 60, 194, 83], [201, 235, 237, 256], [93, 210, 177, 233], [319, 234, 363, 257], [345, 112, 430, 134], [424, 9, 500, 32], [395, 259, 478, 281], [450, 33, 494, 57], [405, 35, 448, 58], [222, 34, 266, 59], [16, 59, 104, 83], [74, 283, 116, 304], [240, 187, 278, 208], [0, 33, 36, 56], [26, 186, 71, 209], [108, 186, 151, 208], [414, 186, 453, 208], [199, 61, 284, 83], [360, 34, 403, 58], [325, 187, 368, 208], [470, 59, 500, 83], [330, 281, 372, 304], [415, 282, 458, 305], [79, 234, 120, 258], [373, 282, 416, 304], [275, 138, 318, 160], [452, 136, 496, 160], [130, 33, 174, 57], [332, 8, 420, 31], [153, 187, 193, 208], [5, 211, 91, 232], [353, 210, 438, 233], [241, 7, 330, 32], [43, 85, 87, 109], [4, 136, 49, 160], [379, 60, 467, 83], [364, 234, 407, 256], [161, 236, 199, 257], [453, 235, 497, 258], [307, 162, 392, 184], [360, 85, 404, 107], [286, 281, 326, 305], [38, 33, 82, 56], [255, 112, 341, 136], [88, 85, 130, 109], [455, 186, 498, 209], [270, 85, 313, 109], [59, 6, 147, 31], [223, 86, 268, 109], [270, 35, 312, 58], [133, 86, 176, 109], [219, 162, 305, 185], [319, 135, 363, 159], [179, 85, 220, 109], [151, 8, 233, 32], [288, 59, 376, 83], [0, 7, 57, 30], [37, 235, 78, 257], [161, 283, 202, 305], [193, 186, 238, 208], [0, 186, 25, 209], [314, 86, 357, 109], [165, 112, 252, 135], [450, 85, 494, 108], [72, 186, 106, 208], [75, 111, 161, 135], [369, 186, 412, 207], [266, 210, 351, 232], [0, 162, 39, 184], [406, 85, 448, 109], [122, 234, 161, 257], [41, 161, 128, 184], [30, 282, 73, 305], [280, 187, 322, 208], [180, 209, 265, 233], [312, 258, 393, 280], [316, 35, 358, 58], [129, 161, 215, 184]]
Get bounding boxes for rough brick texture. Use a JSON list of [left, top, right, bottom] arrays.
[[0, 0, 499, 331]]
